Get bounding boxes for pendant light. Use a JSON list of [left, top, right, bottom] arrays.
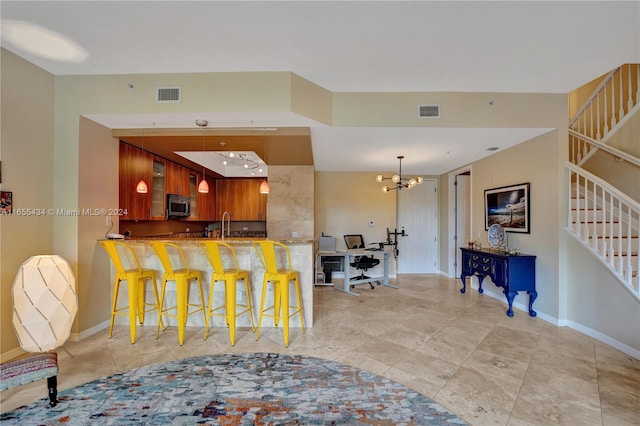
[[259, 179, 270, 194], [259, 133, 270, 194], [196, 119, 209, 194], [376, 155, 423, 192], [135, 129, 148, 193]]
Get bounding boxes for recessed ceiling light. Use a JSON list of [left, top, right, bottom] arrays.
[[486, 147, 500, 151]]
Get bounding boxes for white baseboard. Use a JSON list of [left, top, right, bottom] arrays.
[[564, 320, 640, 361], [69, 320, 110, 342], [468, 281, 639, 361]]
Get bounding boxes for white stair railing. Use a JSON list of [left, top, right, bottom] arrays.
[[566, 162, 640, 299], [569, 129, 640, 168], [569, 64, 639, 166]]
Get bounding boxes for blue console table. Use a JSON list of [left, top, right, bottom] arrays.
[[460, 247, 537, 317]]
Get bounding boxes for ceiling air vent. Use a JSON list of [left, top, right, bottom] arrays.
[[418, 104, 440, 118], [156, 86, 181, 103]]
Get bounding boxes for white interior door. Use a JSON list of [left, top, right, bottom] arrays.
[[397, 179, 438, 273], [455, 173, 471, 277]]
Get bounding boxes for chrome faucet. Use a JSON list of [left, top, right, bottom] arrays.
[[221, 211, 231, 240]]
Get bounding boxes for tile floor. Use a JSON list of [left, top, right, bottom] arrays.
[[1, 275, 639, 425]]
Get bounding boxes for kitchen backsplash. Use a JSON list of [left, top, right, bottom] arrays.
[[120, 219, 266, 238]]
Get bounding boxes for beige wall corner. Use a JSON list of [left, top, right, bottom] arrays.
[[78, 118, 119, 333]]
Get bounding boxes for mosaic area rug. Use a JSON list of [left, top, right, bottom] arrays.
[[1, 352, 467, 425]]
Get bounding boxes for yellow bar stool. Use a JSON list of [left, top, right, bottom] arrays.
[[252, 241, 305, 347], [148, 241, 208, 345], [99, 240, 162, 344], [199, 241, 255, 346]]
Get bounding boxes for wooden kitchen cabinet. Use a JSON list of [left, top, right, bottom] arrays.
[[215, 178, 267, 221], [119, 143, 153, 220], [150, 157, 166, 219], [165, 161, 191, 197], [242, 179, 267, 221]]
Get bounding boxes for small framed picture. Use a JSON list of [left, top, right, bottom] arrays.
[[1, 191, 12, 214]]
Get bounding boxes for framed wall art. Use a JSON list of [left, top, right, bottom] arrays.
[[1, 191, 12, 214], [484, 183, 530, 233]]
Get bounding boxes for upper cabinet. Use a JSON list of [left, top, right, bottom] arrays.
[[215, 179, 267, 221], [193, 175, 216, 221], [165, 161, 191, 197]]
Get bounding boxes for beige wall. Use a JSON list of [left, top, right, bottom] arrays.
[[314, 172, 396, 250], [582, 110, 640, 202], [466, 130, 564, 317], [566, 237, 640, 350], [1, 50, 55, 356]]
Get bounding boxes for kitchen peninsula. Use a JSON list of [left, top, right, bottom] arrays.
[[106, 238, 314, 330]]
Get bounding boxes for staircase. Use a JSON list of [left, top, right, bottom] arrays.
[[566, 64, 640, 300]]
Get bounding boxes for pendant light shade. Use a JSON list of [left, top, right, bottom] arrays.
[[136, 179, 148, 194], [136, 129, 148, 193], [259, 133, 270, 194], [259, 179, 270, 194], [198, 179, 209, 193], [196, 119, 209, 194]]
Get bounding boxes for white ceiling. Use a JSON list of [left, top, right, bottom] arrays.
[[2, 1, 639, 174]]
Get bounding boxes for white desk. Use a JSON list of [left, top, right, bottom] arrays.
[[317, 249, 397, 296]]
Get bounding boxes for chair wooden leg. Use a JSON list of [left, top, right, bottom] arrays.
[[47, 375, 57, 407]]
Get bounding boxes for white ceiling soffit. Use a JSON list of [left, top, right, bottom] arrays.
[[311, 127, 554, 175]]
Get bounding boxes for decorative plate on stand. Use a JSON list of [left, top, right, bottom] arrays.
[[488, 224, 506, 248]]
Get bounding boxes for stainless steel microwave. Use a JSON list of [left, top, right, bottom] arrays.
[[166, 194, 191, 218]]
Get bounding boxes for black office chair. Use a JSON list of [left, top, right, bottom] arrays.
[[343, 234, 380, 289]]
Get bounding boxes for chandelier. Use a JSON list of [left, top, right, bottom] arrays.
[[376, 155, 423, 192]]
